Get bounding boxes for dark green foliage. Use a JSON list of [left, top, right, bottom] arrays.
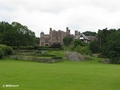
[[50, 43, 62, 49], [73, 39, 90, 55], [97, 28, 116, 47], [104, 31, 120, 63], [63, 36, 73, 46], [74, 39, 82, 48], [74, 45, 92, 55], [97, 28, 120, 63], [74, 39, 85, 48], [51, 56, 62, 59], [89, 40, 100, 53], [34, 46, 39, 50], [0, 48, 4, 59], [0, 21, 36, 49], [35, 46, 63, 51], [35, 51, 42, 54], [36, 54, 55, 57], [38, 47, 51, 50], [0, 45, 13, 59], [82, 31, 96, 36], [19, 46, 34, 50], [35, 37, 40, 45]]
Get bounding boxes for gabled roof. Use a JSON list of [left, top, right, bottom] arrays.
[[81, 34, 90, 40], [74, 34, 90, 40], [87, 36, 96, 41]]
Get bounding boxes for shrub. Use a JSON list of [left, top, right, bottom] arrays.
[[0, 45, 13, 59], [6, 46, 13, 55], [50, 43, 62, 49], [0, 48, 4, 59], [11, 46, 17, 50], [51, 56, 62, 59], [36, 54, 55, 57], [34, 46, 39, 50], [0, 45, 13, 55], [89, 40, 100, 53], [38, 46, 51, 51], [35, 51, 42, 54], [74, 45, 92, 55]]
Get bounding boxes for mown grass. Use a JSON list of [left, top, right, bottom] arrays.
[[0, 58, 120, 90], [47, 51, 65, 57]]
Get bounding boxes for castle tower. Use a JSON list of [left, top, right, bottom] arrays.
[[75, 31, 78, 36], [66, 27, 70, 35], [49, 28, 52, 32], [75, 30, 80, 35], [49, 28, 52, 45], [40, 32, 45, 46], [40, 32, 44, 37]]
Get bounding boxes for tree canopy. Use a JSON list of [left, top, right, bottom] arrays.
[[89, 40, 100, 53], [97, 28, 120, 63], [104, 31, 120, 63], [0, 21, 36, 48], [63, 36, 73, 46], [82, 31, 96, 36]]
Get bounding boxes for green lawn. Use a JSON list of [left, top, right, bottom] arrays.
[[0, 58, 120, 90], [46, 51, 65, 57]]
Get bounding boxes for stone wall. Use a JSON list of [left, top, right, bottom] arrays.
[[9, 55, 63, 63]]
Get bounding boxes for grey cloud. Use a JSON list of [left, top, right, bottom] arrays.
[[0, 0, 120, 37]]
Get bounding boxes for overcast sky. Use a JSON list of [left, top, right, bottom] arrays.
[[0, 0, 120, 37]]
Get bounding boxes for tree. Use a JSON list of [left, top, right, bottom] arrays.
[[97, 28, 116, 48], [0, 21, 12, 43], [0, 45, 13, 59], [97, 28, 107, 47], [74, 39, 83, 48], [63, 36, 73, 46], [35, 37, 40, 46], [74, 39, 88, 48], [104, 31, 120, 63], [82, 31, 96, 36], [50, 43, 62, 49], [0, 21, 35, 49], [89, 40, 100, 53]]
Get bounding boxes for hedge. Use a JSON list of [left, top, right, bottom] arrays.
[[35, 54, 55, 57], [0, 45, 13, 59], [51, 56, 62, 59], [0, 48, 4, 59]]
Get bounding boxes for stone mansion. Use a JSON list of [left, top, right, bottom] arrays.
[[40, 27, 95, 46]]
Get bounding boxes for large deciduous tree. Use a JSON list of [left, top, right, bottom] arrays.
[[104, 31, 120, 63], [63, 36, 73, 46], [0, 21, 35, 49], [89, 40, 100, 53], [82, 31, 96, 36]]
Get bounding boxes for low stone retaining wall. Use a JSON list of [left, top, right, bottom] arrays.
[[9, 55, 63, 63]]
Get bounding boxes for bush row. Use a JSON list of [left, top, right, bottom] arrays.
[[11, 46, 34, 50], [11, 46, 63, 51], [74, 45, 92, 55], [36, 54, 56, 57], [9, 55, 63, 63], [51, 56, 62, 59], [0, 45, 13, 59]]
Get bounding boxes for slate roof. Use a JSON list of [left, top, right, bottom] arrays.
[[74, 34, 90, 40], [81, 34, 90, 40]]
